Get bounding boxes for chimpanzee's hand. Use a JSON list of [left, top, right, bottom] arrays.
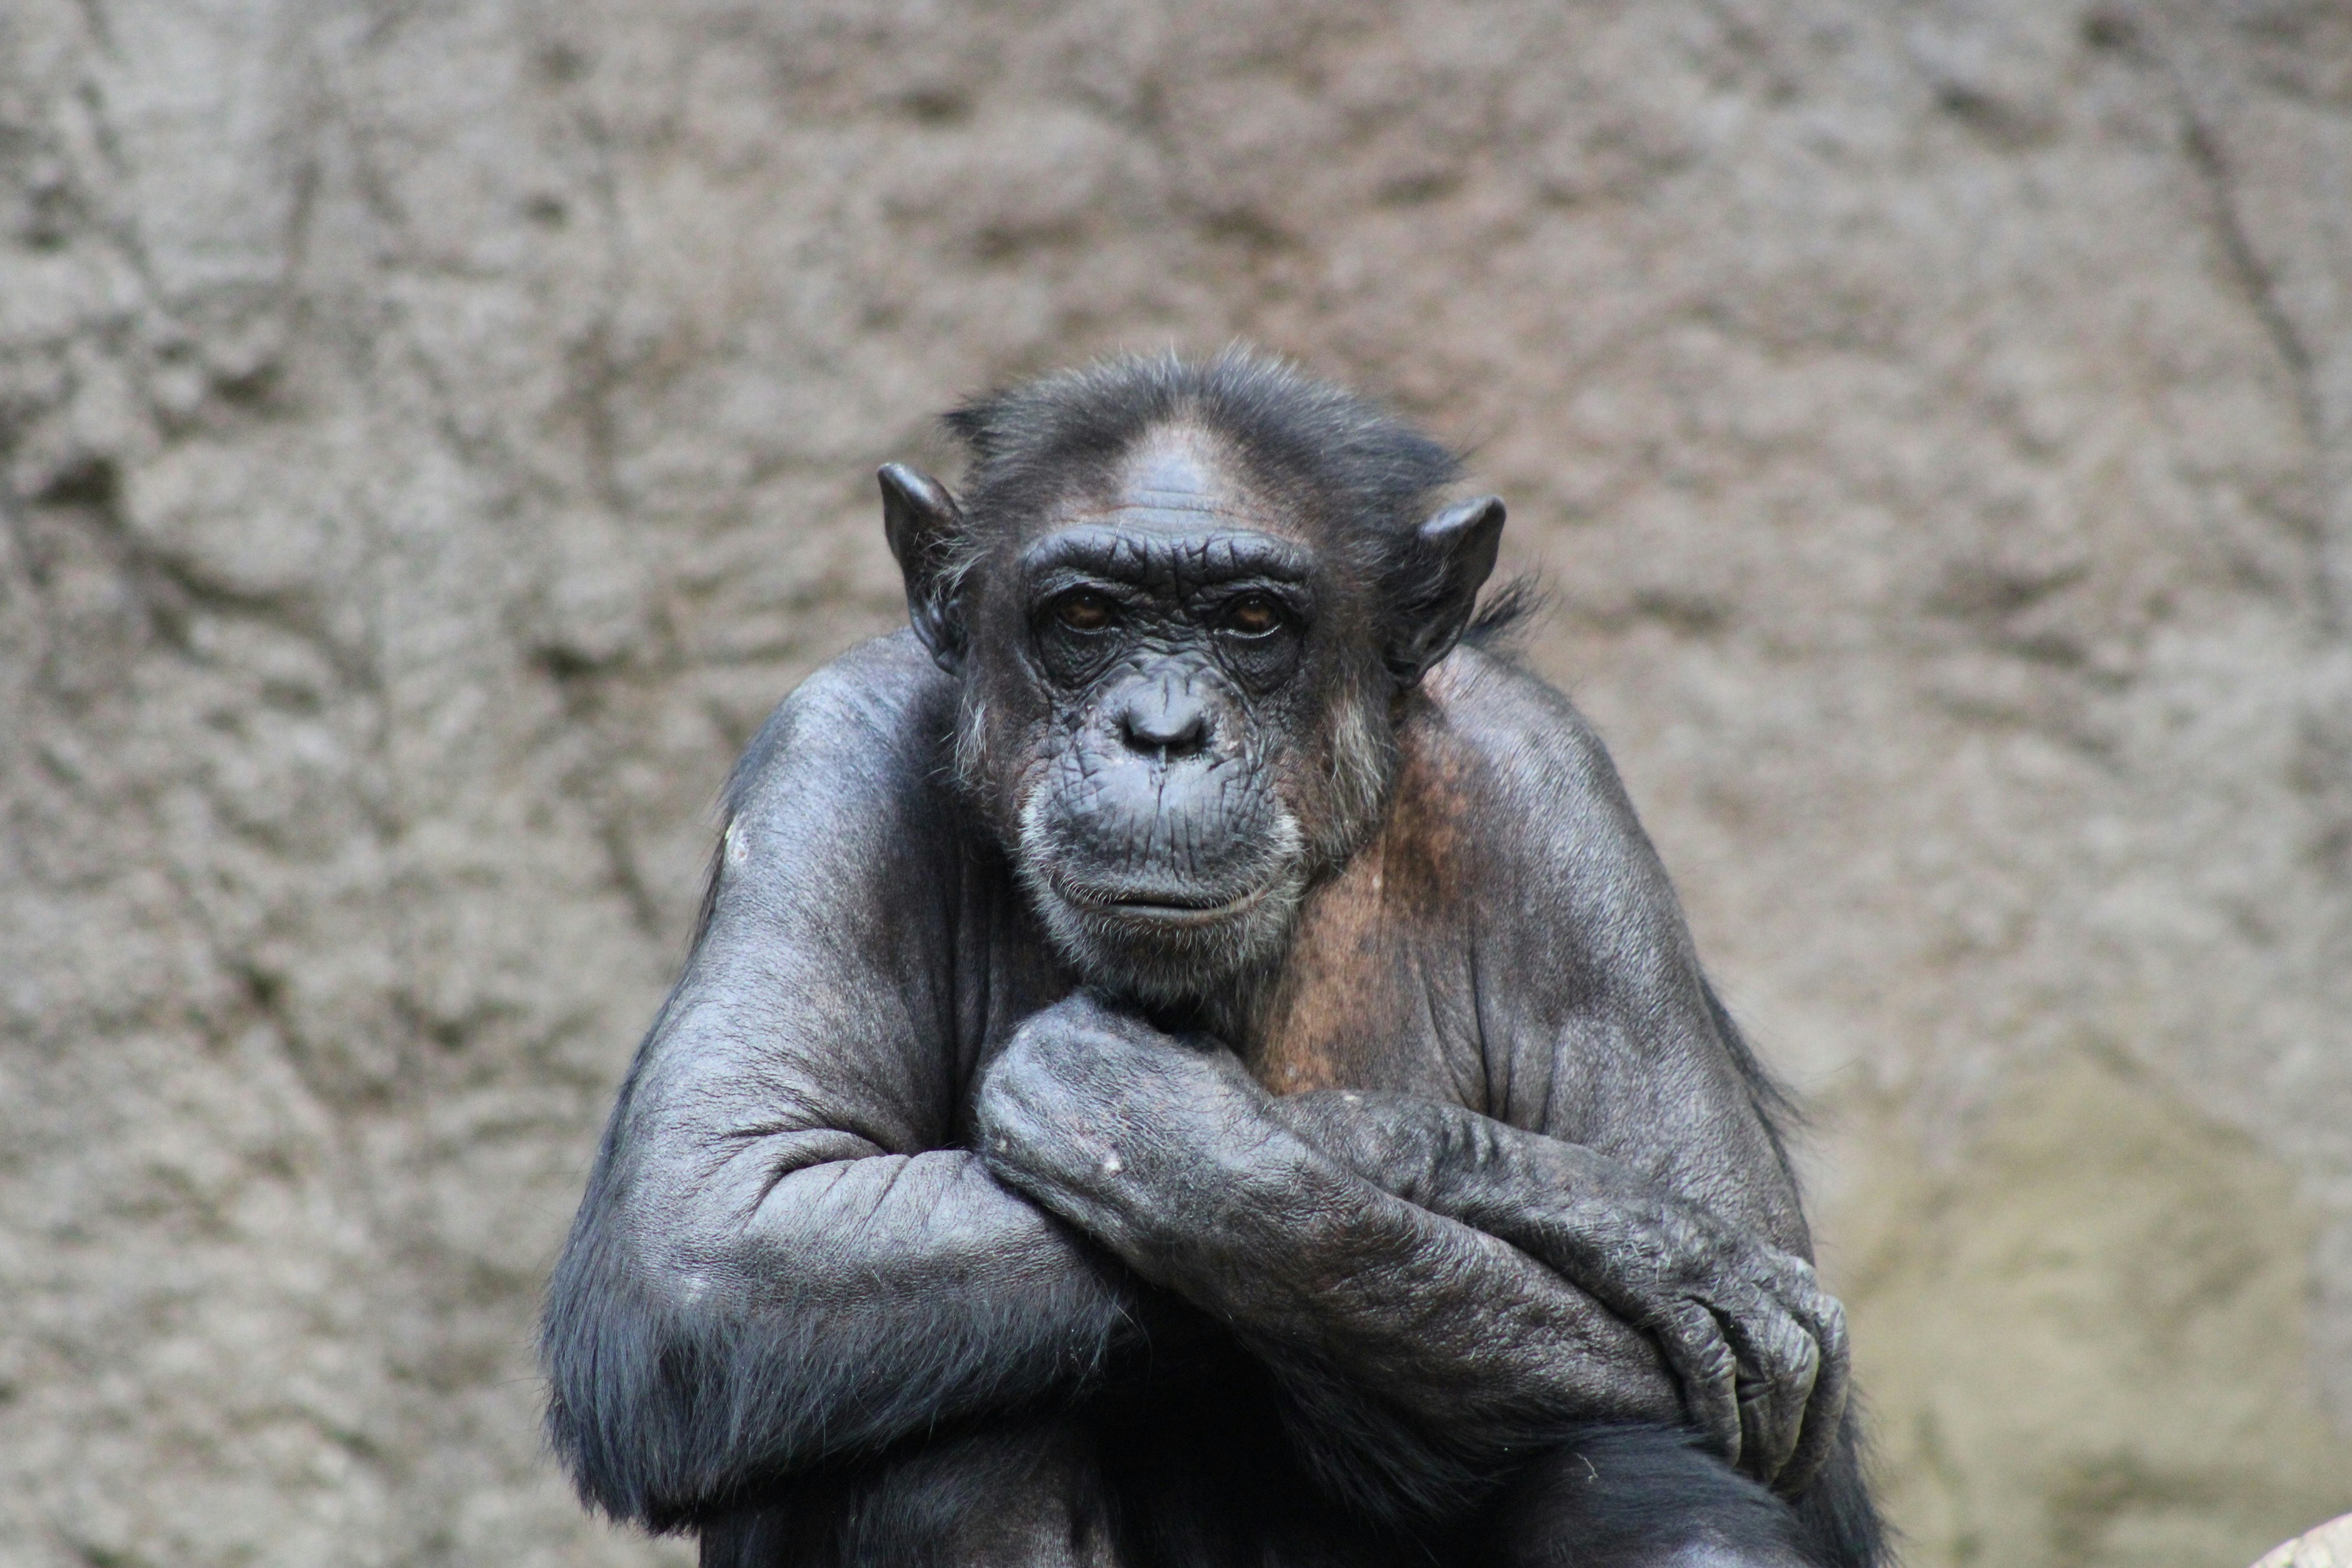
[[972, 990, 1268, 1271], [1272, 1090, 1848, 1497]]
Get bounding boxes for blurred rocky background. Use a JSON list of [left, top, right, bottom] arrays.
[[1, 1, 2348, 1564]]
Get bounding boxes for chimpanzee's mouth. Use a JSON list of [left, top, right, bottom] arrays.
[[1054, 877, 1275, 927]]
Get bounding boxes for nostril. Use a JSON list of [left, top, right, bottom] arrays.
[[1119, 694, 1211, 759]]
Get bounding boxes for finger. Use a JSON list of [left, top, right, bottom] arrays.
[[1773, 1288, 1850, 1496], [1713, 1290, 1818, 1488], [1739, 1254, 1850, 1495], [1655, 1298, 1743, 1468]]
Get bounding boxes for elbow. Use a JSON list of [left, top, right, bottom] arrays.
[[538, 1221, 739, 1532]]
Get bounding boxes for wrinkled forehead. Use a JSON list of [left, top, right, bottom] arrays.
[[1007, 423, 1318, 592], [1049, 423, 1298, 538]]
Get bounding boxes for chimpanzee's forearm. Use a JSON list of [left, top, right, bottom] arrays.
[[1269, 1088, 1850, 1495], [1017, 1111, 1681, 1433], [1269, 1088, 1656, 1213], [544, 1141, 1149, 1530], [974, 996, 1683, 1518]]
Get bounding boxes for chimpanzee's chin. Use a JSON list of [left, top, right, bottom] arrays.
[[1011, 784, 1312, 1009], [1025, 870, 1303, 1011]]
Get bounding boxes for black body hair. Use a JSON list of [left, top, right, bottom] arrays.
[[1487, 1416, 1886, 1568], [944, 348, 1460, 584], [1700, 974, 1808, 1197], [1460, 571, 1545, 654]]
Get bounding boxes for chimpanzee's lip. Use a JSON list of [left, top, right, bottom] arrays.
[[1054, 877, 1273, 927]]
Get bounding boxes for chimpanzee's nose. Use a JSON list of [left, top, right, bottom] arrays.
[[1117, 676, 1211, 760]]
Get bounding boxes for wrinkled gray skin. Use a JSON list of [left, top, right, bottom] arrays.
[[543, 422, 1850, 1566], [983, 995, 1844, 1496]]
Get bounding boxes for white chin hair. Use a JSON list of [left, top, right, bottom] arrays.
[[1017, 807, 1307, 1007]]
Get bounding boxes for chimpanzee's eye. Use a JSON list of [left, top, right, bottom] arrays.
[[1053, 593, 1115, 633], [1221, 594, 1283, 637]]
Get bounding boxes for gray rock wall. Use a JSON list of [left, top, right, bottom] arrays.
[[1, 2, 2346, 1564]]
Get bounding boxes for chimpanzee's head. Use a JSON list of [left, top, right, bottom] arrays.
[[878, 351, 1503, 1008]]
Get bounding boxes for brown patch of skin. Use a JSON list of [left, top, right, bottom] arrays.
[[1251, 676, 1490, 1105]]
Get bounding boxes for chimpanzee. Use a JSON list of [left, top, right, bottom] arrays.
[[541, 351, 1887, 1568]]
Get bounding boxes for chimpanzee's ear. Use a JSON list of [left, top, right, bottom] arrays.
[[878, 463, 969, 675], [1387, 495, 1504, 685]]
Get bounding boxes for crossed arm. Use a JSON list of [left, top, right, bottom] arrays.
[[974, 992, 1848, 1514], [1278, 1085, 1848, 1491], [546, 977, 1840, 1529]]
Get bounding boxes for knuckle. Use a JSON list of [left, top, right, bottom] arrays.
[[1772, 1342, 1818, 1394], [1681, 1309, 1735, 1377], [1820, 1296, 1851, 1352], [992, 1039, 1059, 1096], [1003, 1014, 1061, 1060]]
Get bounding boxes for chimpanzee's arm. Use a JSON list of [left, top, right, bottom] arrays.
[[541, 639, 1144, 1531], [1260, 652, 1853, 1496], [1269, 1088, 1847, 1493], [976, 993, 1686, 1521]]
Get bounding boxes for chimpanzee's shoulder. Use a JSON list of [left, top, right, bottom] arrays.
[[1419, 645, 1636, 818], [719, 630, 960, 826]]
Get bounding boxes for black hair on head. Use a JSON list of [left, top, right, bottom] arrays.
[[941, 348, 1464, 578]]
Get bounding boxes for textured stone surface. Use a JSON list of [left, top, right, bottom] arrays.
[[1, 2, 2347, 1565]]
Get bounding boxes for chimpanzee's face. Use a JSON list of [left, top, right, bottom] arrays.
[[955, 427, 1394, 1007]]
